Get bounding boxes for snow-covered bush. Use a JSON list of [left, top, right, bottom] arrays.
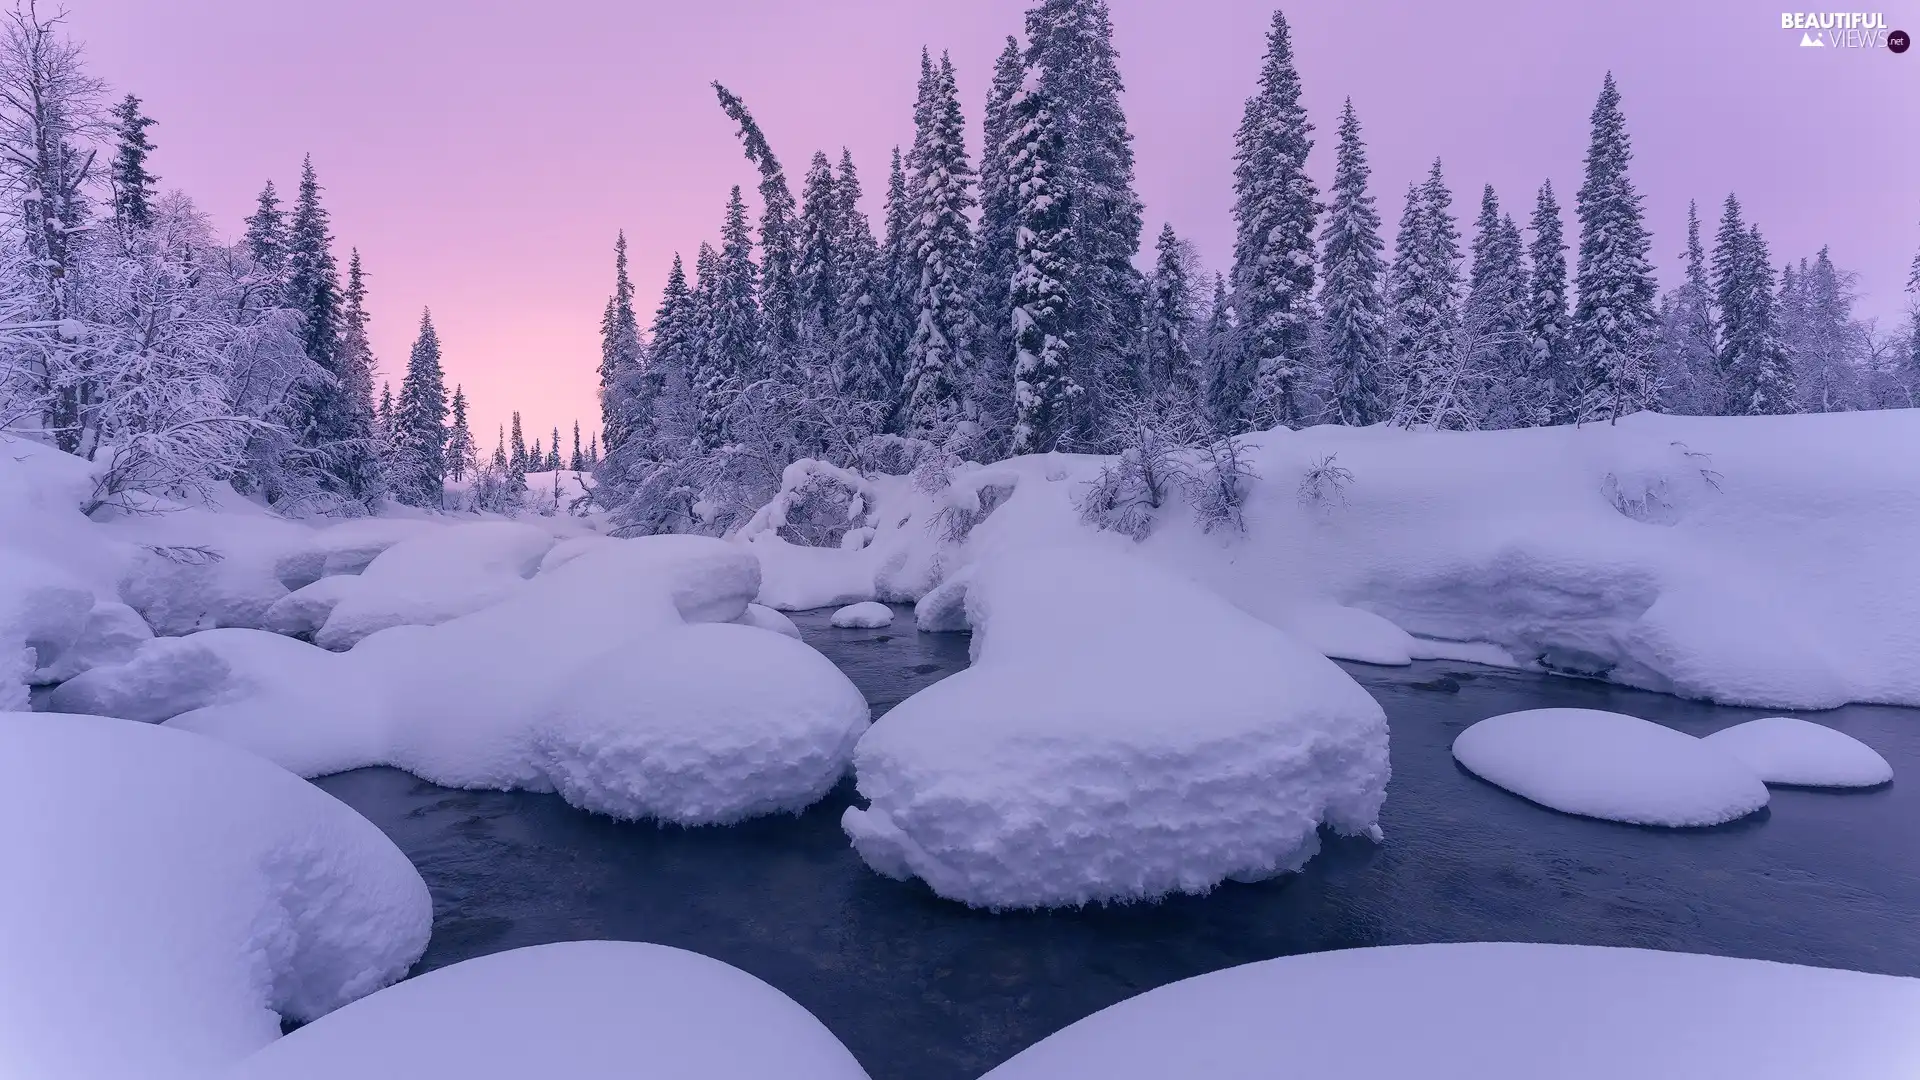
[[1189, 433, 1259, 534], [1075, 398, 1197, 541], [1296, 452, 1354, 511]]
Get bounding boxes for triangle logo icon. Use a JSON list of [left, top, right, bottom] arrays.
[[1801, 31, 1825, 45]]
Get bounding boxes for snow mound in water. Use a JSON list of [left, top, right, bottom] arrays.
[[29, 598, 151, 684], [842, 545, 1389, 909], [978, 943, 1920, 1080], [158, 537, 867, 826], [0, 712, 429, 1080], [262, 574, 360, 637], [732, 602, 803, 640], [1269, 601, 1417, 665], [1452, 707, 1769, 826], [1702, 716, 1892, 788], [830, 601, 894, 628], [315, 521, 556, 649], [223, 941, 870, 1080], [540, 623, 869, 825]]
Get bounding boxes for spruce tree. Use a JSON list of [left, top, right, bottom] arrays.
[[394, 310, 449, 507], [1464, 185, 1532, 427], [1025, 0, 1147, 442], [830, 151, 896, 417], [795, 151, 842, 344], [1385, 163, 1463, 424], [570, 421, 583, 471], [493, 426, 508, 471], [509, 411, 528, 479], [337, 249, 382, 496], [1228, 9, 1319, 431], [880, 145, 916, 400], [285, 155, 379, 499], [108, 93, 158, 229], [711, 187, 762, 396], [447, 386, 475, 483], [972, 35, 1026, 398], [1200, 272, 1237, 417], [1007, 79, 1076, 455], [377, 382, 394, 443], [1570, 73, 1659, 423], [243, 181, 287, 287], [588, 433, 599, 468], [713, 83, 799, 370], [1653, 200, 1718, 414], [689, 241, 729, 448], [643, 252, 695, 452], [1525, 181, 1571, 423], [1143, 223, 1198, 401], [599, 231, 641, 455], [900, 54, 977, 441], [531, 436, 544, 471], [1712, 196, 1794, 415], [1317, 98, 1389, 427]]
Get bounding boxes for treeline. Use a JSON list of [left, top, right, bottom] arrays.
[[595, 2, 1920, 535]]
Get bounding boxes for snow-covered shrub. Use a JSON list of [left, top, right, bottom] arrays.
[[1075, 397, 1198, 541], [1297, 453, 1355, 512], [853, 433, 941, 476], [1190, 433, 1259, 534], [1601, 440, 1723, 526]]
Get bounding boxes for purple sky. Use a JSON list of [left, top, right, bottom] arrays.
[[76, 0, 1919, 442]]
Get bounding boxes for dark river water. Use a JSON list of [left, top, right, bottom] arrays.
[[315, 605, 1920, 1080]]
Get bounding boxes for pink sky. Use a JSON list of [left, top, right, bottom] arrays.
[[75, 0, 1919, 444]]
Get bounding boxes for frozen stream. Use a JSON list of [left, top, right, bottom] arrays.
[[316, 604, 1920, 1080]]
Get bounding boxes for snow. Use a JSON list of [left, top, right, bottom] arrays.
[[749, 533, 877, 611], [314, 521, 556, 649], [1270, 601, 1418, 665], [0, 712, 429, 1080], [732, 602, 803, 640], [830, 601, 894, 628], [1702, 716, 1893, 788], [842, 545, 1389, 909], [223, 941, 870, 1080], [262, 574, 359, 638], [29, 599, 152, 683], [1452, 707, 1770, 826], [978, 942, 1920, 1080], [137, 536, 869, 826]]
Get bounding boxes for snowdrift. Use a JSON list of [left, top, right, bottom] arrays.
[[748, 411, 1920, 711], [978, 942, 1920, 1079], [843, 545, 1389, 908], [223, 941, 870, 1080], [0, 713, 430, 1080]]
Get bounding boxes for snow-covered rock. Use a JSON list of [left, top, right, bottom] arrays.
[[169, 537, 868, 826], [912, 568, 971, 632], [122, 545, 290, 636], [278, 517, 439, 590], [732, 602, 803, 640], [1, 549, 99, 674], [830, 601, 894, 629], [843, 545, 1389, 909], [315, 521, 555, 649], [1269, 601, 1418, 666], [0, 712, 430, 1080], [222, 941, 870, 1080], [748, 533, 877, 611], [978, 943, 1920, 1080], [1702, 716, 1893, 788], [29, 599, 152, 684], [536, 533, 614, 575], [262, 574, 361, 638], [1452, 707, 1770, 826]]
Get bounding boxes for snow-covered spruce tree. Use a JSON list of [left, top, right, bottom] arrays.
[[390, 309, 448, 507], [795, 151, 843, 347], [879, 144, 916, 406], [284, 155, 380, 503], [1652, 200, 1718, 415], [569, 420, 583, 471], [1711, 196, 1794, 416], [687, 241, 727, 448], [107, 92, 157, 229], [1569, 73, 1658, 423], [1386, 162, 1463, 427], [1524, 181, 1571, 424], [446, 385, 475, 483], [1783, 246, 1864, 413], [1143, 223, 1201, 404], [508, 409, 528, 481], [1464, 185, 1533, 428], [547, 427, 561, 470], [1227, 9, 1318, 432], [376, 382, 393, 443], [335, 248, 382, 501], [971, 34, 1026, 438], [1024, 0, 1146, 445], [709, 188, 762, 433], [1006, 75, 1076, 455], [0, 0, 103, 453], [900, 53, 977, 442], [713, 83, 798, 376], [1316, 97, 1389, 427], [637, 251, 697, 456], [243, 180, 286, 283], [1198, 271, 1239, 428], [830, 150, 896, 424], [598, 231, 642, 457]]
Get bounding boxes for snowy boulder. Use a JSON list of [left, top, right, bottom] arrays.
[[121, 546, 290, 636], [1702, 716, 1893, 788], [732, 602, 804, 640], [316, 521, 556, 650], [0, 713, 430, 1080], [977, 943, 1920, 1080], [30, 599, 152, 684], [747, 533, 877, 611], [538, 623, 870, 825], [1452, 708, 1770, 826], [263, 574, 362, 638], [536, 533, 614, 575], [842, 545, 1390, 909], [276, 517, 441, 591], [223, 941, 871, 1080], [1270, 602, 1417, 666], [1, 549, 97, 670], [913, 569, 971, 632], [830, 601, 894, 629], [49, 631, 242, 722]]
